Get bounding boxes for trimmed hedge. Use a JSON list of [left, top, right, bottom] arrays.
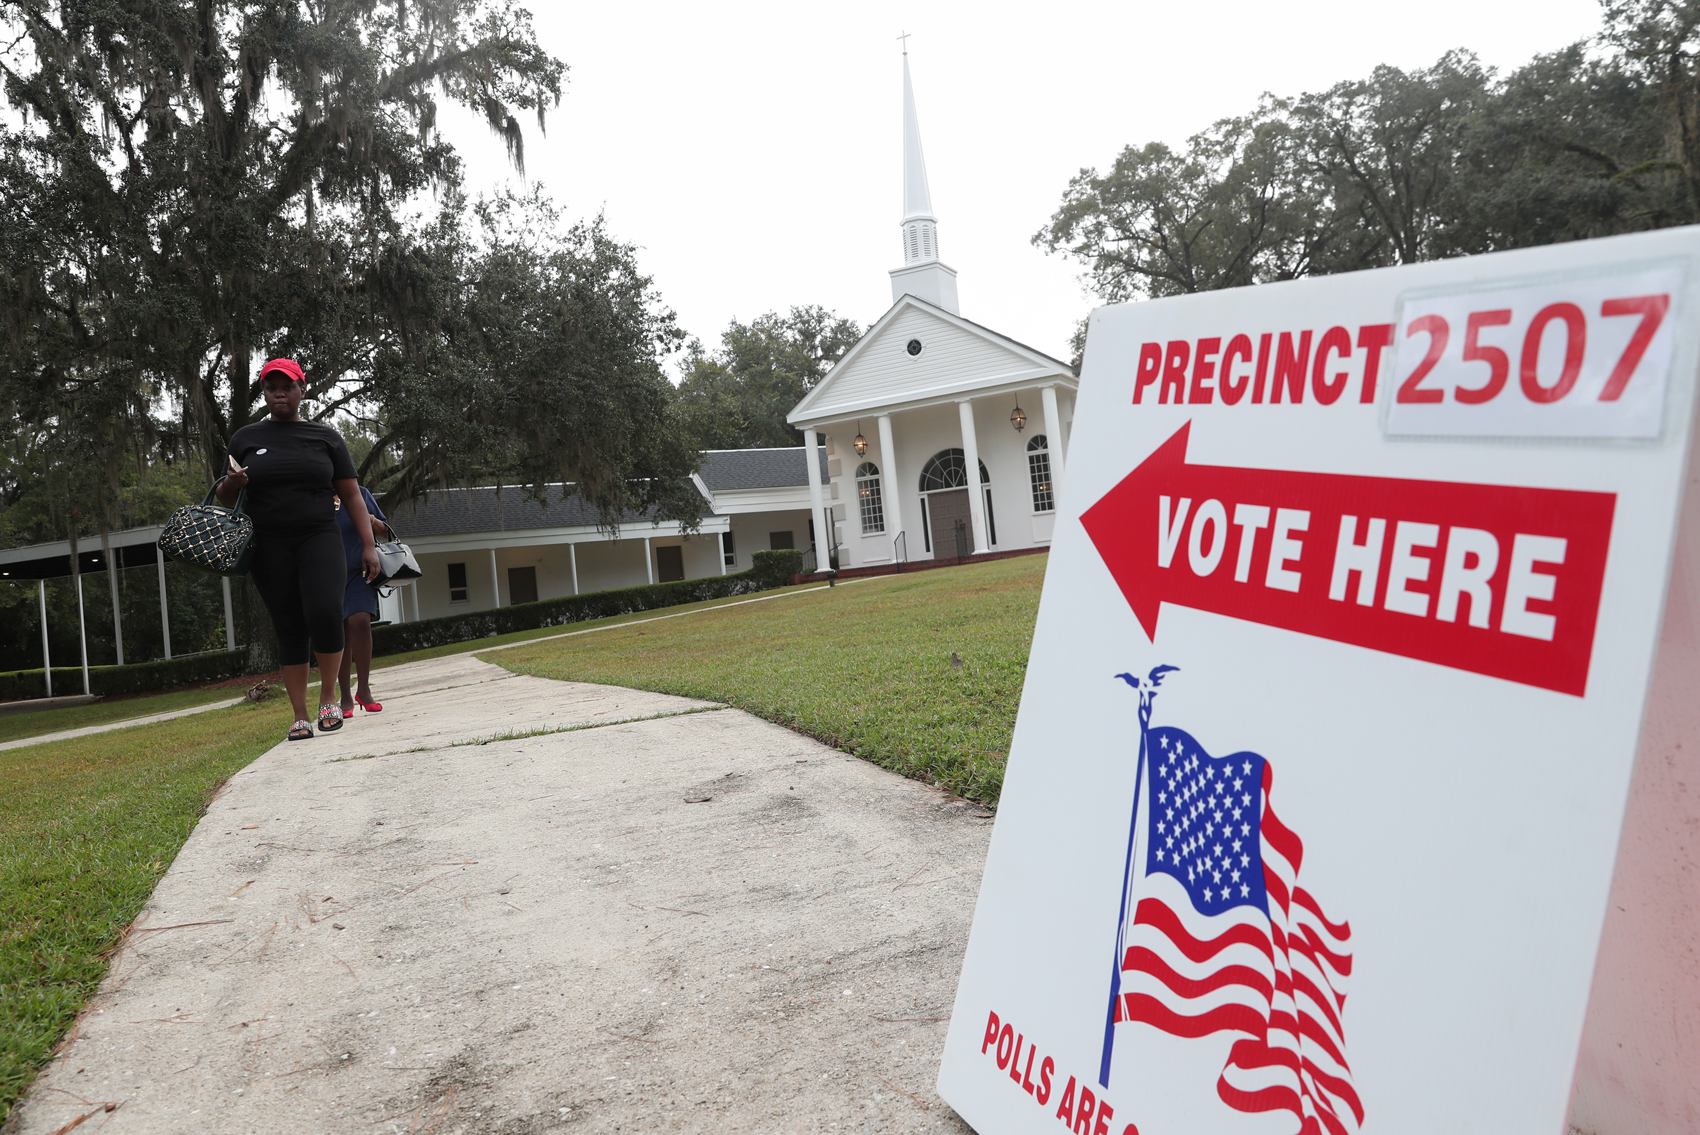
[[0, 649, 250, 702], [752, 548, 803, 580], [370, 550, 803, 657]]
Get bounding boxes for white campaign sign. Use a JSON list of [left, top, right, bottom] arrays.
[[937, 229, 1700, 1135]]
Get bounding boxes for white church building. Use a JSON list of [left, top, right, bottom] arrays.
[[789, 56, 1077, 570]]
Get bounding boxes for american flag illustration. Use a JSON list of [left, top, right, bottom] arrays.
[[1100, 669, 1362, 1135]]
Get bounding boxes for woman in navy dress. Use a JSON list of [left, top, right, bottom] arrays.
[[335, 485, 390, 715]]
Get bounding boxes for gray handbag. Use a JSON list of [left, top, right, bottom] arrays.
[[158, 480, 257, 577], [371, 519, 422, 588]]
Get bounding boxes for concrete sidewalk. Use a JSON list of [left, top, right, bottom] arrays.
[[6, 653, 991, 1134]]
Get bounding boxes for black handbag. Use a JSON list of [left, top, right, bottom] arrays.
[[158, 479, 257, 577], [371, 519, 422, 588]]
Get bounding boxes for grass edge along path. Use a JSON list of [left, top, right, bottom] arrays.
[[0, 687, 242, 747], [485, 553, 1048, 806], [0, 701, 281, 1124], [371, 579, 836, 670], [0, 582, 835, 746]]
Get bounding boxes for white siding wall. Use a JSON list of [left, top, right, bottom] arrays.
[[647, 533, 719, 581], [723, 510, 812, 569], [573, 539, 651, 594], [413, 551, 493, 620], [531, 544, 580, 601], [680, 534, 723, 579], [806, 306, 1043, 415], [408, 529, 745, 620]]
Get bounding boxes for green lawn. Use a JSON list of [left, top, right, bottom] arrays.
[[0, 556, 1048, 1120], [0, 701, 280, 1123], [486, 553, 1047, 805], [0, 686, 239, 746]]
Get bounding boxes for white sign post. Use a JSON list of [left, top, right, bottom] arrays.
[[938, 228, 1700, 1135]]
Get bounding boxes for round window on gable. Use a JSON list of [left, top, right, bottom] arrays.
[[906, 338, 923, 357]]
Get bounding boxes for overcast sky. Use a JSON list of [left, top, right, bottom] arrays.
[[441, 0, 1607, 366]]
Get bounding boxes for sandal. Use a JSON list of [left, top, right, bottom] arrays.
[[317, 703, 344, 732], [287, 720, 315, 742], [355, 694, 383, 713]]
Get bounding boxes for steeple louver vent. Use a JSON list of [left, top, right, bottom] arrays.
[[902, 220, 939, 266]]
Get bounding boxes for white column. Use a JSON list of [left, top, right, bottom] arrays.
[[803, 428, 829, 567], [408, 582, 421, 623], [75, 571, 90, 695], [156, 544, 172, 659], [221, 576, 235, 652], [644, 537, 654, 585], [38, 580, 52, 698], [957, 400, 990, 554], [1041, 384, 1066, 504], [488, 548, 501, 608], [569, 542, 580, 595], [719, 531, 728, 575], [876, 415, 905, 559], [104, 540, 124, 666]]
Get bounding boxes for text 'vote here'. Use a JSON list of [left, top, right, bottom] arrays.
[[1081, 424, 1616, 695]]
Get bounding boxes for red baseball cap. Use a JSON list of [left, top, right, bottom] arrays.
[[259, 358, 306, 385]]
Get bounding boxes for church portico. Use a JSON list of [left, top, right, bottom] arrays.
[[802, 382, 1076, 569], [788, 51, 1077, 571]]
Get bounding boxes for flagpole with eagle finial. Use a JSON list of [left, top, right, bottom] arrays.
[[1098, 664, 1179, 1089]]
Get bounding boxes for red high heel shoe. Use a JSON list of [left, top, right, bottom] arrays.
[[354, 694, 383, 713]]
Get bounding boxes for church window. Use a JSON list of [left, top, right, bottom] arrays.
[[855, 462, 885, 534], [919, 449, 990, 493], [906, 338, 923, 356], [1028, 435, 1054, 513]]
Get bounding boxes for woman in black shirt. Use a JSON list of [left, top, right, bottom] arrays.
[[218, 358, 380, 740]]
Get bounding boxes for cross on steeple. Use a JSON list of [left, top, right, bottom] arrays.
[[897, 30, 910, 55]]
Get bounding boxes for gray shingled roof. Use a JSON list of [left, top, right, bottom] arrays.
[[384, 484, 690, 538], [697, 448, 827, 492], [379, 452, 824, 538]]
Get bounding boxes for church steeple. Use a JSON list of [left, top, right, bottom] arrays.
[[889, 52, 959, 314], [900, 57, 937, 261]]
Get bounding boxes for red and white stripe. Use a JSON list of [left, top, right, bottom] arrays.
[[1118, 763, 1363, 1135]]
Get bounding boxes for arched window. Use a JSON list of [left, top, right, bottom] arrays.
[[918, 449, 991, 492], [855, 461, 885, 534], [1027, 434, 1054, 513]]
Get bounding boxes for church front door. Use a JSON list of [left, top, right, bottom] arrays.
[[926, 489, 974, 559]]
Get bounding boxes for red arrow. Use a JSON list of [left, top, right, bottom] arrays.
[[1080, 423, 1615, 696]]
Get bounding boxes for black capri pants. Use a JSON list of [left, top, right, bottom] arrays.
[[250, 528, 347, 665]]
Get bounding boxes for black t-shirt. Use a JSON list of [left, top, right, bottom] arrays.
[[226, 419, 358, 536]]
